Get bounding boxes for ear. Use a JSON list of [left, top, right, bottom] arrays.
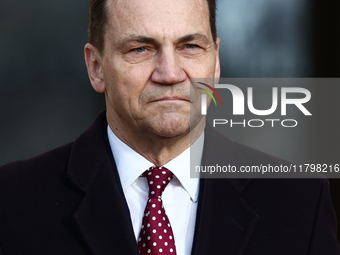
[[84, 43, 106, 93], [214, 37, 221, 80]]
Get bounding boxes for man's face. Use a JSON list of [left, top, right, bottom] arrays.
[[99, 0, 220, 139]]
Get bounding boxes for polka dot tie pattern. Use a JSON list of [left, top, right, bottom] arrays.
[[138, 167, 177, 255]]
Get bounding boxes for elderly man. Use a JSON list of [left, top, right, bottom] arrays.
[[0, 0, 339, 254]]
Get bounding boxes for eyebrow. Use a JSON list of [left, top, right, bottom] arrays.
[[116, 35, 158, 51], [175, 33, 210, 45], [116, 33, 210, 51], [121, 35, 158, 45]]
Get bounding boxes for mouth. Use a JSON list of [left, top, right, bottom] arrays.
[[151, 96, 190, 103]]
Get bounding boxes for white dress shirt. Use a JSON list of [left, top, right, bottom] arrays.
[[107, 125, 203, 255]]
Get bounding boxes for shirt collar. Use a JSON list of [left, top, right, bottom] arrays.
[[107, 125, 203, 203]]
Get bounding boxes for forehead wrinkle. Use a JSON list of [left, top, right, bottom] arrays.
[[105, 2, 157, 43], [108, 0, 209, 26], [106, 0, 140, 32], [105, 0, 212, 47]]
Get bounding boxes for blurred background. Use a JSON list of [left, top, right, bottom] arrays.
[[1, 0, 340, 239]]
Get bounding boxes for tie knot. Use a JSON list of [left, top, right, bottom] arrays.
[[143, 167, 174, 198]]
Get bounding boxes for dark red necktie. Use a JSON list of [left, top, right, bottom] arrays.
[[138, 166, 177, 254]]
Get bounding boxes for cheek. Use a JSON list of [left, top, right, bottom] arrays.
[[106, 64, 153, 110], [182, 55, 217, 77]]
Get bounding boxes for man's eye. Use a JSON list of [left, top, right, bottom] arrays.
[[134, 47, 147, 53], [185, 44, 197, 49]]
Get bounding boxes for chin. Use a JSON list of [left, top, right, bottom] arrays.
[[149, 114, 190, 138]]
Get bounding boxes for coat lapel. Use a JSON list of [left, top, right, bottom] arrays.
[[192, 125, 260, 255], [67, 111, 140, 255]]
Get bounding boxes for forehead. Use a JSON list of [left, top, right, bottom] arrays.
[[105, 0, 211, 43]]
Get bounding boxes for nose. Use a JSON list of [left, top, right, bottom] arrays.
[[150, 47, 186, 85]]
